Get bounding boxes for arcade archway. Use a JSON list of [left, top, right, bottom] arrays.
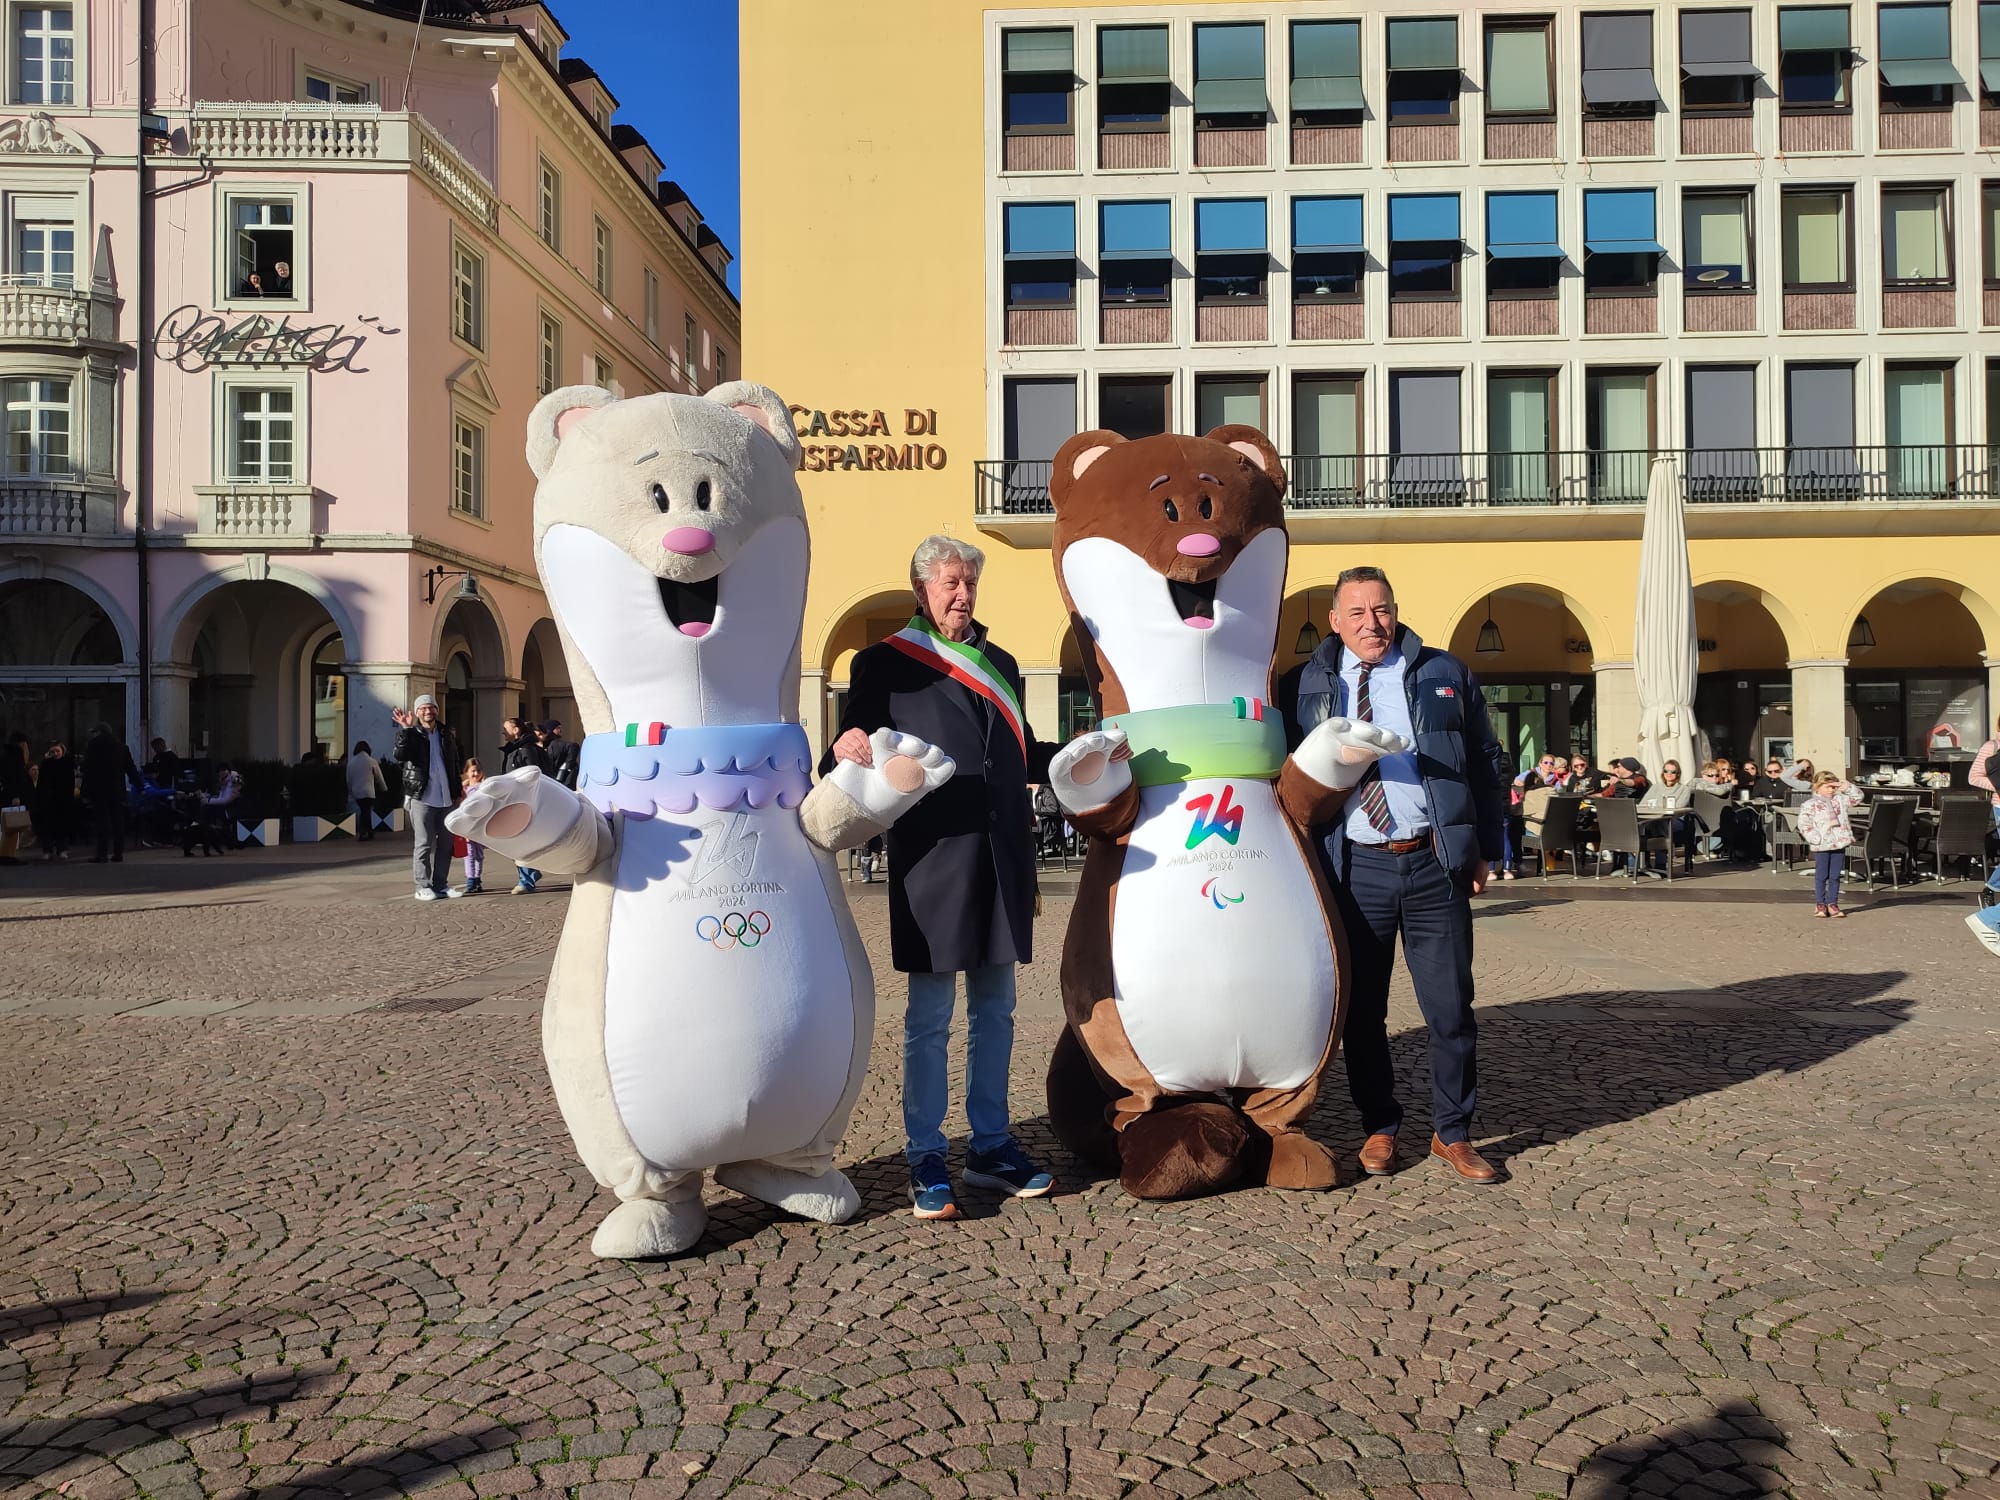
[[0, 578, 132, 752]]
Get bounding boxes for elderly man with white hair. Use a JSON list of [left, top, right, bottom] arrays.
[[822, 534, 1061, 1219]]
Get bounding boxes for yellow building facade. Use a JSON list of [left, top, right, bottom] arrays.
[[743, 0, 2000, 776]]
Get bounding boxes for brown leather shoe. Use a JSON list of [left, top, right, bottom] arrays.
[[1357, 1131, 1399, 1175], [1430, 1135, 1500, 1184]]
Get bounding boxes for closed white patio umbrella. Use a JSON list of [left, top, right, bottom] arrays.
[[1633, 452, 1698, 782]]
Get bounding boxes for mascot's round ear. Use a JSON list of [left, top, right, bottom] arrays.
[[708, 380, 803, 471], [1050, 429, 1127, 508], [526, 385, 616, 479], [1203, 424, 1288, 501]]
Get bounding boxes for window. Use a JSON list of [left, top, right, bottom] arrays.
[[593, 355, 613, 391], [714, 347, 726, 386], [14, 7, 72, 106], [1386, 18, 1460, 121], [1389, 194, 1461, 296], [451, 240, 483, 349], [1984, 184, 2000, 286], [1484, 20, 1554, 118], [1884, 187, 1952, 285], [1294, 374, 1362, 497], [1778, 6, 1853, 108], [1583, 190, 1664, 292], [1291, 20, 1362, 122], [1585, 368, 1654, 499], [1193, 23, 1267, 127], [3, 376, 68, 474], [452, 416, 485, 518], [1099, 374, 1171, 440], [643, 267, 659, 343], [1193, 198, 1267, 304], [1002, 28, 1075, 137], [13, 215, 73, 287], [1003, 376, 1077, 467], [1686, 365, 1759, 496], [1683, 191, 1754, 288], [1878, 4, 1963, 109], [537, 158, 561, 249], [1886, 362, 1954, 493], [1098, 25, 1169, 134], [1680, 10, 1761, 111], [1100, 200, 1172, 304], [683, 313, 697, 376], [1388, 371, 1464, 494], [1784, 363, 1861, 493], [1781, 189, 1852, 288], [303, 72, 365, 103], [1983, 2, 2000, 100], [1292, 197, 1364, 301], [227, 387, 293, 483], [1485, 191, 1562, 296], [1488, 371, 1556, 501], [227, 196, 296, 301], [1581, 13, 1662, 113], [1195, 374, 1266, 433], [1004, 202, 1077, 309], [592, 216, 612, 296], [537, 312, 562, 397]]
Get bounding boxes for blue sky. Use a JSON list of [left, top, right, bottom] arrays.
[[551, 1, 741, 296]]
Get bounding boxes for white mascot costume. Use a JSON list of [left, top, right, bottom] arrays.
[[447, 382, 954, 1259]]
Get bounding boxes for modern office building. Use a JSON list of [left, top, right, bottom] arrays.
[[744, 0, 2000, 775], [1, 0, 738, 767]]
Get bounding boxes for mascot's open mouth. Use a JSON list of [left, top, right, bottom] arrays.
[[1166, 576, 1217, 630], [658, 574, 719, 638]]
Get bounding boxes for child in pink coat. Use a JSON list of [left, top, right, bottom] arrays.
[[1797, 770, 1861, 918]]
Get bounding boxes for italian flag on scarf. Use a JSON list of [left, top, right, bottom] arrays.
[[884, 615, 1026, 756]]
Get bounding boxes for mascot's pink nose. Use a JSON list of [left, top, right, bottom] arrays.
[[661, 527, 715, 556], [1176, 532, 1222, 557]]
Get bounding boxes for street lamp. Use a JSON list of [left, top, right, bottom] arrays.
[[1847, 614, 1875, 651], [1476, 593, 1506, 654], [423, 565, 480, 605], [1294, 588, 1323, 655]]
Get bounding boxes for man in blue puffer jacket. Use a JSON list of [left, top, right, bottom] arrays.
[[1278, 566, 1507, 1185]]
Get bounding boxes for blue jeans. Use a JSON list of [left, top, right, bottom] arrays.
[[1987, 807, 2000, 891], [904, 964, 1017, 1163], [1813, 849, 1844, 908], [516, 865, 541, 889]]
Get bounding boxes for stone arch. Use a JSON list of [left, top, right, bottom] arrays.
[[167, 576, 348, 762], [1690, 575, 1809, 663], [0, 562, 138, 662], [425, 588, 512, 687], [1845, 573, 2000, 660], [521, 616, 575, 728], [1443, 582, 1605, 675], [816, 586, 916, 678], [159, 562, 361, 667]]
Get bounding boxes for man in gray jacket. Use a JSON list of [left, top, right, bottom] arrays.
[[1278, 567, 1506, 1185]]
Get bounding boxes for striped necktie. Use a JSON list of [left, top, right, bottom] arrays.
[[1353, 664, 1396, 838]]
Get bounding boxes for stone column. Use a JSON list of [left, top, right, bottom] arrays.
[[344, 661, 433, 768], [1787, 658, 1850, 774], [471, 675, 524, 758], [1020, 667, 1061, 742], [799, 667, 828, 765], [150, 663, 195, 759], [1984, 653, 2000, 736], [1591, 660, 1638, 763]]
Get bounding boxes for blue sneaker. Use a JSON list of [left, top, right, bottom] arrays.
[[963, 1140, 1055, 1198], [909, 1154, 959, 1220]]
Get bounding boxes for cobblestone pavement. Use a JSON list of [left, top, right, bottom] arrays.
[[3, 845, 1999, 1498]]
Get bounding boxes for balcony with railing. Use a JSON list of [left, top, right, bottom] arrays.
[[0, 478, 117, 538], [0, 273, 119, 348], [179, 104, 498, 227], [974, 446, 2000, 520]]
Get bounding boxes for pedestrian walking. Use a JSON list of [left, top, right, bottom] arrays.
[[497, 718, 546, 892], [1277, 565, 1508, 1185], [346, 740, 387, 840], [31, 740, 75, 861], [456, 758, 488, 894], [80, 724, 142, 864], [1798, 770, 1862, 918], [821, 534, 1057, 1220], [538, 718, 579, 790], [393, 695, 466, 901]]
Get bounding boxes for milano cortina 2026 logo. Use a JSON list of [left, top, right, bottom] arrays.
[[1185, 784, 1247, 910]]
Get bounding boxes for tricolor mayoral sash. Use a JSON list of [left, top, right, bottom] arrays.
[[883, 616, 1026, 756]]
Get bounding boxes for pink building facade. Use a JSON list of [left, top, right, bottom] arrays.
[[0, 0, 738, 770]]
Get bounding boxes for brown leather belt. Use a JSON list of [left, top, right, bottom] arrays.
[[1358, 835, 1430, 855]]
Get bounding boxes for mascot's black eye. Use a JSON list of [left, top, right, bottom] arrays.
[[695, 480, 712, 511], [1163, 498, 1179, 523], [649, 482, 670, 513], [1199, 496, 1213, 520]]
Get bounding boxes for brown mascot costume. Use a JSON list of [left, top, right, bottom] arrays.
[[1039, 424, 1409, 1200]]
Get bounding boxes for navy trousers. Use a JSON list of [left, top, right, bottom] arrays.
[[1330, 841, 1479, 1143]]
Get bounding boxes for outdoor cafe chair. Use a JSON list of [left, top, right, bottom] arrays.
[[1690, 788, 1731, 858], [1770, 805, 1809, 870], [1850, 800, 1915, 889], [1591, 797, 1672, 881], [1522, 795, 1585, 877], [1927, 793, 1993, 883]]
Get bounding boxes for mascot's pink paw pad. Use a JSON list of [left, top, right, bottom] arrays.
[[1069, 751, 1107, 787], [487, 802, 535, 839], [882, 755, 925, 795]]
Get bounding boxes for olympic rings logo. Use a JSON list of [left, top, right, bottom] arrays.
[[695, 911, 772, 950]]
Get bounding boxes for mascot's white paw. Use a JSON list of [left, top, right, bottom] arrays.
[[826, 729, 954, 827], [1294, 717, 1411, 791], [590, 1196, 707, 1260], [1049, 726, 1131, 815], [444, 766, 579, 857], [714, 1161, 861, 1224]]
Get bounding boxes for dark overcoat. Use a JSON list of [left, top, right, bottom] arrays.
[[822, 621, 1055, 974]]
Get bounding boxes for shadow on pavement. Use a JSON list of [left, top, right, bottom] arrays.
[[241, 1427, 520, 1499], [1571, 1398, 1793, 1499], [0, 1289, 171, 1347]]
